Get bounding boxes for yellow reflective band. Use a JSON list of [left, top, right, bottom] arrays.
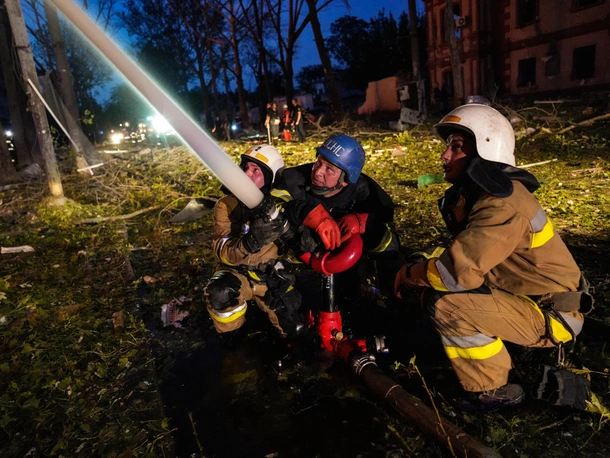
[[270, 189, 292, 202], [287, 285, 293, 292], [442, 115, 461, 123], [444, 337, 504, 360], [427, 259, 449, 292], [519, 295, 574, 343], [248, 271, 261, 281], [431, 247, 446, 258], [208, 304, 247, 324], [370, 224, 393, 253], [531, 219, 554, 248], [255, 152, 269, 163]]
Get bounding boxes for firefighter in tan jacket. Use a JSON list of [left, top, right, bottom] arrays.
[[205, 145, 304, 338], [394, 104, 592, 410]]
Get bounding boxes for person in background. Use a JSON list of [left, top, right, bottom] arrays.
[[211, 115, 222, 141], [204, 145, 305, 340], [290, 97, 307, 142], [394, 104, 591, 410]]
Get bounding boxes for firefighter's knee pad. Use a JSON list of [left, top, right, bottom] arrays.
[[205, 270, 242, 311]]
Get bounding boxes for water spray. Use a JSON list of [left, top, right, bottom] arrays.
[[47, 0, 264, 209]]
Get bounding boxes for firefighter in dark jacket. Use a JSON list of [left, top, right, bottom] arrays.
[[272, 134, 401, 293], [394, 104, 591, 409], [204, 144, 304, 338]]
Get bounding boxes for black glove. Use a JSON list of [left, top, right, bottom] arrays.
[[265, 275, 302, 312], [247, 192, 277, 220], [281, 225, 320, 255], [242, 213, 287, 253]]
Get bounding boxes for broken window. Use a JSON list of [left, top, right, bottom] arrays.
[[572, 45, 596, 79], [517, 57, 536, 87], [517, 0, 538, 27]]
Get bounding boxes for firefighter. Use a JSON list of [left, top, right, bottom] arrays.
[[204, 145, 305, 339], [272, 134, 402, 297], [290, 97, 307, 142], [394, 104, 592, 410]]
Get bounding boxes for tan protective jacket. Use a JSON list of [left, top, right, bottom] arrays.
[[211, 194, 279, 268], [426, 180, 581, 295]]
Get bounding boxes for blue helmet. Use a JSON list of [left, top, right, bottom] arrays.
[[316, 134, 366, 183]]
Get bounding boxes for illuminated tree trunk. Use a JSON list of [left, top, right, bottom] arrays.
[[5, 0, 65, 203]]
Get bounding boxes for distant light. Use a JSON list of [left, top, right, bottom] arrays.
[[231, 124, 237, 131], [151, 115, 173, 135], [111, 133, 124, 144], [5, 130, 13, 137], [124, 121, 130, 127]]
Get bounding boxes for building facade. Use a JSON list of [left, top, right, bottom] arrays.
[[424, 0, 610, 101]]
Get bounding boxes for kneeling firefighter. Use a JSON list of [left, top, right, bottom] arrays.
[[204, 144, 305, 339], [394, 104, 593, 410], [272, 133, 403, 301]]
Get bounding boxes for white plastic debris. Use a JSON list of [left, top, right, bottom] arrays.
[[1, 245, 35, 254], [160, 297, 190, 327], [392, 146, 406, 156]]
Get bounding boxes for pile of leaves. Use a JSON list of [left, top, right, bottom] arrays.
[[1, 100, 610, 457]]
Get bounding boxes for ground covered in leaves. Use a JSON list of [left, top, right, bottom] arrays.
[[1, 98, 610, 457]]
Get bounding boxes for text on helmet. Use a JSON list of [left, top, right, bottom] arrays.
[[322, 138, 345, 157]]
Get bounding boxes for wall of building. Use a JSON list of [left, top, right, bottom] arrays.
[[506, 0, 610, 94], [424, 0, 610, 99]]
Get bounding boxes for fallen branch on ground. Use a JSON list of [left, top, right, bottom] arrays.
[[78, 205, 160, 224]]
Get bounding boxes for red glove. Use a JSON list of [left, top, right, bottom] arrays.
[[303, 204, 342, 250], [338, 213, 368, 241]]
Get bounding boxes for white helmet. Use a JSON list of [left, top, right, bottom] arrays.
[[241, 144, 284, 183], [433, 104, 516, 166]]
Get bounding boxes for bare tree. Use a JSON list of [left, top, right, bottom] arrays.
[[304, 0, 345, 121], [5, 0, 65, 203], [204, 0, 251, 127]]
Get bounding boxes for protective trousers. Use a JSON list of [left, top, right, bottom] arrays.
[[206, 269, 292, 338], [425, 287, 584, 392]]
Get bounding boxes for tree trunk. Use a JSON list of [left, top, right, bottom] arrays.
[[444, 0, 464, 105], [409, 0, 420, 79], [195, 47, 213, 128], [44, 1, 95, 171], [409, 0, 426, 114], [0, 2, 36, 168], [43, 1, 79, 121], [305, 0, 345, 121], [228, 14, 249, 128], [5, 0, 65, 203]]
